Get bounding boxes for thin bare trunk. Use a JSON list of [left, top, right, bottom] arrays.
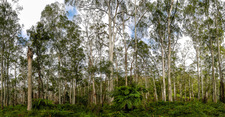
[[134, 0, 138, 83], [153, 75, 158, 101], [72, 79, 76, 104], [161, 33, 166, 101], [1, 43, 4, 109], [27, 47, 33, 111], [210, 34, 216, 103], [215, 0, 224, 102], [197, 45, 200, 100], [122, 10, 128, 86], [58, 55, 61, 104], [189, 75, 191, 100], [167, 0, 174, 102]]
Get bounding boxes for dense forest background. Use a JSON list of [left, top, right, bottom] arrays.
[[1, 0, 225, 116]]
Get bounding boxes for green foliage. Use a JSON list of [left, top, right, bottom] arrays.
[[112, 85, 144, 111], [0, 101, 225, 117], [32, 99, 54, 110]]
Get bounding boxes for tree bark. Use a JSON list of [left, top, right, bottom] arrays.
[[153, 75, 158, 101], [27, 47, 33, 111], [1, 43, 4, 109], [167, 0, 174, 102], [196, 44, 200, 100], [210, 33, 217, 103], [122, 10, 128, 86], [72, 79, 76, 104], [58, 55, 61, 104], [134, 0, 138, 83], [215, 0, 224, 103]]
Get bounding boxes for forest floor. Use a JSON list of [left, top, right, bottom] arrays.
[[0, 100, 225, 117]]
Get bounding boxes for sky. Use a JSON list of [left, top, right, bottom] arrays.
[[9, 0, 76, 38]]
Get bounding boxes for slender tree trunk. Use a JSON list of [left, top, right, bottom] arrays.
[[37, 51, 43, 99], [161, 37, 166, 101], [14, 64, 17, 105], [70, 79, 72, 104], [197, 45, 200, 100], [210, 34, 217, 103], [153, 75, 158, 101], [134, 0, 138, 83], [108, 1, 113, 103], [215, 0, 224, 102], [174, 76, 176, 101], [200, 51, 204, 100], [189, 75, 191, 101], [92, 74, 96, 104], [27, 47, 33, 111], [179, 80, 182, 101], [185, 82, 187, 101], [72, 79, 76, 104], [1, 43, 4, 109], [6, 54, 9, 106], [4, 59, 6, 106], [122, 10, 128, 86], [58, 55, 61, 104], [167, 0, 174, 102]]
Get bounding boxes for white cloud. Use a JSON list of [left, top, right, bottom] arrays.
[[16, 0, 64, 36]]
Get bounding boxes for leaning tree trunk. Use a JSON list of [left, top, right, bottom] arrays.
[[27, 47, 33, 111]]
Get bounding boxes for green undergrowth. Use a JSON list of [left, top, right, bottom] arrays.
[[0, 99, 225, 117]]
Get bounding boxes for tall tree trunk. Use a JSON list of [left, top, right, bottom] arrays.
[[27, 47, 33, 111], [153, 75, 158, 101], [210, 34, 217, 103], [58, 55, 61, 104], [179, 80, 182, 101], [37, 51, 43, 99], [4, 59, 6, 106], [161, 33, 166, 101], [174, 76, 176, 101], [6, 53, 9, 106], [72, 79, 76, 104], [200, 51, 204, 100], [70, 79, 72, 104], [215, 0, 224, 103], [108, 1, 114, 103], [134, 0, 138, 83], [167, 0, 174, 102], [14, 64, 17, 105], [92, 74, 96, 104], [189, 74, 191, 100], [197, 45, 200, 100], [1, 43, 4, 109], [122, 10, 128, 86]]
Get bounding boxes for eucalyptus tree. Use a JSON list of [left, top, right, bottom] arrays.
[[214, 0, 224, 103], [65, 0, 124, 103], [27, 22, 51, 99], [27, 47, 33, 111], [0, 1, 21, 108], [40, 2, 68, 104], [150, 0, 167, 101], [65, 19, 85, 104]]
